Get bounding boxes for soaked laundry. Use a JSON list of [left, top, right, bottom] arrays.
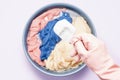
[[39, 12, 72, 60], [27, 8, 92, 72], [45, 41, 83, 72], [72, 17, 91, 34], [26, 8, 66, 66]]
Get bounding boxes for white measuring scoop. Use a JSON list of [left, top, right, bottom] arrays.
[[53, 19, 76, 42]]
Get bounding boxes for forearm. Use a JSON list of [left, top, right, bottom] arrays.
[[83, 48, 120, 80]]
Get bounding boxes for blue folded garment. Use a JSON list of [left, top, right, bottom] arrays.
[[39, 12, 72, 60]]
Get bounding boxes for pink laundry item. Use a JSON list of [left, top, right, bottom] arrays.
[[71, 33, 120, 80], [27, 8, 66, 66]]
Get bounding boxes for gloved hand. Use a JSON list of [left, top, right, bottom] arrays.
[[70, 33, 120, 80], [70, 33, 105, 62]]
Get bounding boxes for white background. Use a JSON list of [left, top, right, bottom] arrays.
[[0, 0, 120, 80]]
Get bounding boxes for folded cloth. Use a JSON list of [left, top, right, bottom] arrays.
[[39, 12, 72, 60]]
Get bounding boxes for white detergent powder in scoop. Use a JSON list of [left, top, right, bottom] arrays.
[[53, 19, 76, 41]]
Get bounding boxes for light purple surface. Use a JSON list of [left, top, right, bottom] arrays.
[[0, 0, 120, 80]]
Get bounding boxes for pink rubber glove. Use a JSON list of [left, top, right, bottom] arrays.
[[70, 33, 120, 80]]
